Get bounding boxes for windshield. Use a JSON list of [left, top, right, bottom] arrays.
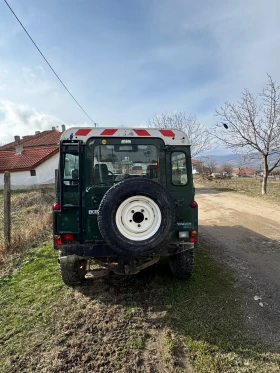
[[132, 166, 142, 170], [92, 144, 159, 185]]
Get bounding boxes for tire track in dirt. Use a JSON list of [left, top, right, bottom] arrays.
[[196, 185, 280, 349], [11, 270, 190, 373]]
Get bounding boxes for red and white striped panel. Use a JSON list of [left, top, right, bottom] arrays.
[[60, 127, 190, 146]]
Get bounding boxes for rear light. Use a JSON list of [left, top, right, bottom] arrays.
[[64, 233, 74, 241], [190, 201, 198, 208], [53, 202, 61, 210], [54, 234, 62, 245], [190, 230, 197, 237], [190, 237, 198, 242]]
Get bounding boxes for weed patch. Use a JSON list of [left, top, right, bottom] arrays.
[[0, 189, 54, 271], [197, 177, 280, 203]]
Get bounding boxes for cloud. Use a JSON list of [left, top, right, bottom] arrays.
[[36, 65, 45, 76], [21, 66, 56, 95], [150, 0, 280, 95], [1, 0, 280, 153], [22, 67, 37, 84], [0, 100, 61, 144], [0, 84, 7, 92], [0, 69, 9, 92], [0, 100, 96, 144]]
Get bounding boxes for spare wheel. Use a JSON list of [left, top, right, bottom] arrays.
[[97, 178, 175, 255]]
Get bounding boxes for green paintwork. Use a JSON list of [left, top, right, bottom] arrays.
[[54, 136, 198, 250]]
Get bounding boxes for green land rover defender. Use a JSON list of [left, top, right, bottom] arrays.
[[53, 127, 198, 286]]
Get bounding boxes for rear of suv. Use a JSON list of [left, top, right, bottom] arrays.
[[53, 127, 198, 286]]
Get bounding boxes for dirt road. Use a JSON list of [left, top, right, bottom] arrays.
[[196, 185, 280, 348]]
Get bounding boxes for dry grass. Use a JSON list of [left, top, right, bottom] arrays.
[[195, 176, 280, 203], [0, 188, 54, 271]]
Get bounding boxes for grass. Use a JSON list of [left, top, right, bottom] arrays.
[[196, 176, 280, 203], [0, 243, 157, 372], [1, 242, 279, 372], [0, 188, 54, 270]]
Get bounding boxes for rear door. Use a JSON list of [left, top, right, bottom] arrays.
[[166, 146, 197, 237], [83, 137, 165, 242], [55, 141, 83, 241]]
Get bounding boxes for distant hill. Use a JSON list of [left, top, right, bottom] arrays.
[[198, 152, 279, 170]]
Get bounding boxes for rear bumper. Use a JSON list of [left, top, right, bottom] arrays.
[[54, 241, 195, 257]]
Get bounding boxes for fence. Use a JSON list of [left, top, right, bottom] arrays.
[[0, 172, 55, 263]]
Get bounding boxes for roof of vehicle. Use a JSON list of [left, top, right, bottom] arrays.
[[60, 127, 190, 146]]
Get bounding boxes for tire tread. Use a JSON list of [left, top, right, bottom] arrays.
[[169, 249, 194, 279], [59, 251, 87, 286]]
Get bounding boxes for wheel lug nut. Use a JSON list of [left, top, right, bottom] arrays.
[[138, 224, 141, 227], [145, 218, 148, 220], [131, 210, 134, 213], [129, 220, 132, 222], [141, 209, 144, 212]]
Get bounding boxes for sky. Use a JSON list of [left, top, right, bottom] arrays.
[[1, 0, 280, 151]]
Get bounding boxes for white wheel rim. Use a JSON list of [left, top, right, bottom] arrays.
[[115, 195, 162, 241]]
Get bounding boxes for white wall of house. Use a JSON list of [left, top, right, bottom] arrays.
[[0, 153, 59, 189], [192, 166, 199, 174]]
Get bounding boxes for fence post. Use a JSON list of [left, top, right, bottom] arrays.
[[4, 171, 11, 249]]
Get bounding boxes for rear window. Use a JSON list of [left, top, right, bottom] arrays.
[[92, 144, 159, 185]]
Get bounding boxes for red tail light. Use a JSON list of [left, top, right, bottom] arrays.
[[190, 237, 198, 242], [64, 233, 74, 241], [53, 202, 61, 210], [190, 201, 198, 208]]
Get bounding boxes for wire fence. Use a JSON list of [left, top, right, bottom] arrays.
[[0, 178, 55, 264]]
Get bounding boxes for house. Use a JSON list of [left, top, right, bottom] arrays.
[[192, 159, 203, 174], [0, 126, 64, 189], [232, 168, 255, 177]]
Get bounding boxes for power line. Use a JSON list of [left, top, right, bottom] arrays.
[[3, 0, 98, 127]]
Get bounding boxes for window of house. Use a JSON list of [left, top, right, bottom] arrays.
[[30, 170, 36, 176]]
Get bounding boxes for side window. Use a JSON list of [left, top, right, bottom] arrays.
[[171, 152, 188, 185], [64, 153, 79, 185]]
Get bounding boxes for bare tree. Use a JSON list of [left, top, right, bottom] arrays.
[[220, 162, 233, 174], [202, 156, 218, 174], [147, 111, 211, 157], [213, 75, 280, 194]]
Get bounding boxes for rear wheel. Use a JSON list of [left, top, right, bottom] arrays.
[[59, 252, 87, 286], [169, 249, 194, 279]]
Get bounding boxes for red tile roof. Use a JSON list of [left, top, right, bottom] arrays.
[[192, 159, 202, 164], [0, 130, 61, 151], [0, 147, 59, 173], [232, 168, 255, 175]]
